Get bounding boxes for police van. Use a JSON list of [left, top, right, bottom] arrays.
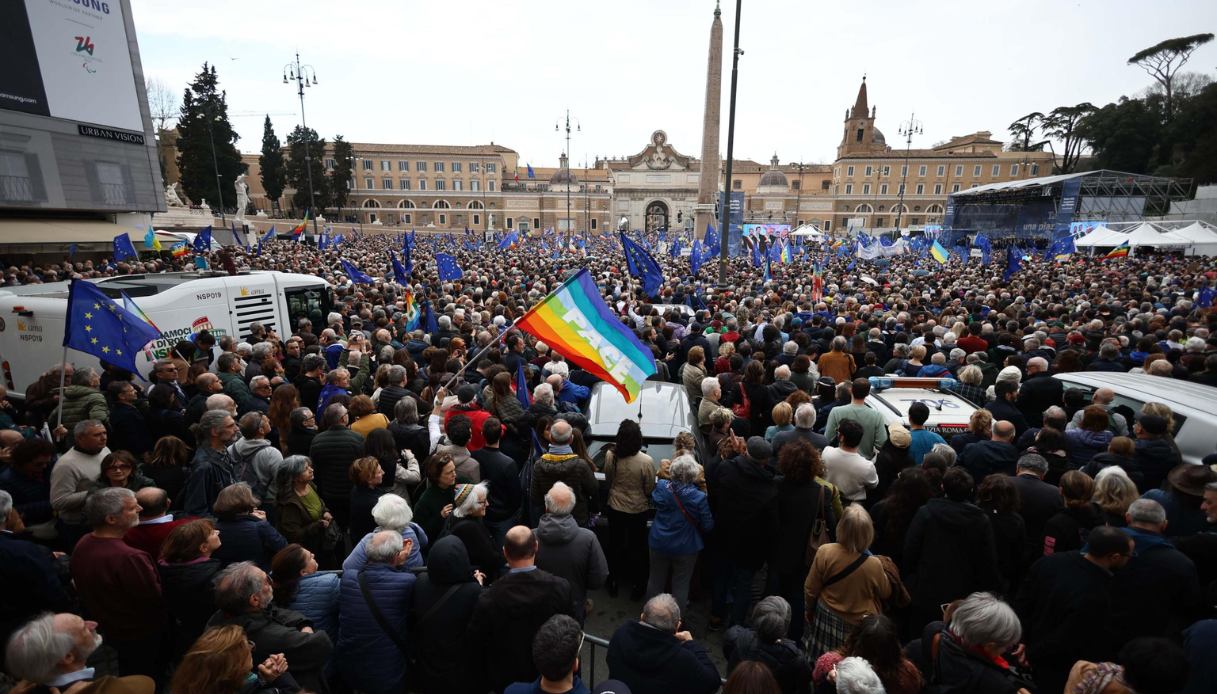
[[864, 376, 977, 438], [0, 271, 331, 396]]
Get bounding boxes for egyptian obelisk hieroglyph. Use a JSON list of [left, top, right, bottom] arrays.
[[693, 1, 723, 243]]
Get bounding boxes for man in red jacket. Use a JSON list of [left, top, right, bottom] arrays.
[[123, 487, 193, 558], [70, 487, 168, 680]]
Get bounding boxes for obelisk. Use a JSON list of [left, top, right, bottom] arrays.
[[693, 1, 723, 242]]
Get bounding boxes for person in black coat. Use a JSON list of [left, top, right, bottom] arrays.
[[347, 457, 386, 545], [465, 525, 573, 693], [712, 437, 779, 627], [1041, 470, 1102, 557], [768, 438, 829, 642], [1011, 454, 1064, 564], [975, 474, 1027, 594], [473, 419, 522, 547], [1132, 414, 1182, 492], [147, 383, 192, 444], [723, 596, 811, 694], [388, 397, 431, 469], [903, 467, 1002, 632], [1015, 359, 1063, 428], [157, 518, 224, 661], [1109, 499, 1202, 644], [107, 382, 154, 458], [411, 536, 485, 694], [442, 483, 503, 583], [958, 421, 1019, 479], [0, 505, 73, 661], [1016, 526, 1133, 694], [607, 593, 722, 694], [211, 483, 289, 570], [983, 381, 1029, 437]]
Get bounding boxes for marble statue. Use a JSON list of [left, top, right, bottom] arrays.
[[165, 183, 185, 207], [234, 174, 249, 221]]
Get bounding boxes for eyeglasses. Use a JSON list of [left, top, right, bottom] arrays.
[[246, 639, 256, 651]]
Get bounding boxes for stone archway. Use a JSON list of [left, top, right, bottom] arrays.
[[645, 200, 669, 233]]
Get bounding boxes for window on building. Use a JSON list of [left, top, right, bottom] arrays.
[[821, 180, 830, 190], [416, 161, 426, 171], [918, 165, 927, 176], [791, 180, 800, 190], [845, 184, 853, 194], [733, 179, 742, 189], [876, 217, 885, 226], [439, 214, 446, 225], [915, 183, 924, 194], [989, 164, 998, 176], [952, 183, 961, 192], [434, 162, 444, 172], [533, 217, 540, 229], [880, 183, 888, 195], [472, 214, 480, 226], [435, 179, 445, 191], [855, 128, 864, 142], [882, 166, 890, 176], [862, 183, 871, 195], [591, 218, 598, 230], [973, 165, 981, 176], [1011, 164, 1019, 176], [453, 179, 463, 191], [901, 165, 908, 177], [381, 161, 390, 171], [486, 163, 497, 173], [403, 214, 411, 224], [846, 165, 855, 176], [382, 178, 391, 189], [937, 165, 945, 176], [470, 162, 480, 173], [897, 184, 905, 195], [397, 161, 407, 171], [452, 162, 462, 172], [934, 183, 943, 195], [488, 180, 495, 191], [823, 220, 832, 231], [1031, 164, 1040, 175], [364, 177, 373, 189], [398, 179, 409, 190], [362, 160, 373, 170], [418, 179, 427, 191], [864, 165, 873, 176], [471, 179, 480, 192], [954, 165, 963, 176], [324, 158, 335, 170]]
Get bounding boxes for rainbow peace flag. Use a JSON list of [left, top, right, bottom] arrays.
[[292, 211, 309, 236], [516, 269, 657, 403], [929, 240, 950, 264], [170, 242, 190, 257], [121, 291, 159, 331], [1103, 241, 1130, 259]]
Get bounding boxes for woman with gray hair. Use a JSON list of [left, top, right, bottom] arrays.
[[343, 493, 427, 572], [944, 364, 987, 407], [723, 595, 812, 694], [924, 592, 1032, 692], [439, 482, 501, 582], [646, 454, 713, 611]]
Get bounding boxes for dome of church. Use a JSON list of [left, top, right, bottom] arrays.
[[549, 153, 578, 186], [758, 155, 788, 188], [873, 128, 886, 145]]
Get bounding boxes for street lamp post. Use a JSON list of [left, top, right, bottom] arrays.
[[791, 160, 807, 229], [196, 111, 225, 225], [717, 0, 743, 287], [895, 112, 922, 232], [555, 111, 580, 236], [283, 52, 320, 238]]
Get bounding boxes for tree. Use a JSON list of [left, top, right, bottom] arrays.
[[1170, 82, 1217, 184], [285, 125, 329, 214], [259, 116, 286, 213], [1078, 97, 1163, 174], [145, 77, 177, 132], [1128, 33, 1214, 121], [1006, 112, 1044, 151], [175, 63, 243, 211], [330, 135, 353, 214], [1041, 103, 1094, 174]]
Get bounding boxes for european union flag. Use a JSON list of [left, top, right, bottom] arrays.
[[974, 233, 992, 265], [68, 243, 78, 258], [389, 252, 410, 284], [402, 242, 413, 276], [193, 227, 213, 253], [750, 239, 762, 268], [1003, 246, 1022, 281], [704, 223, 719, 250], [670, 237, 682, 259], [619, 232, 664, 296], [527, 164, 535, 179], [424, 300, 439, 335], [498, 230, 519, 251], [317, 232, 329, 251], [340, 258, 375, 284], [1197, 286, 1214, 308], [63, 279, 161, 375], [112, 233, 138, 262], [691, 240, 704, 276], [515, 362, 531, 410], [436, 253, 463, 281]]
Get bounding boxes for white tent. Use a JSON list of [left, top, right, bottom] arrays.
[[1074, 226, 1125, 247], [791, 225, 823, 237], [1125, 222, 1188, 249], [1164, 222, 1217, 256]]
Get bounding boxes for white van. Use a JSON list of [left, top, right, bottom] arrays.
[[1053, 372, 1217, 466], [0, 271, 331, 395]]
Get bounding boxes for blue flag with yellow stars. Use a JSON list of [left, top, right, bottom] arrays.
[[389, 252, 410, 284], [436, 253, 464, 281], [63, 279, 161, 375], [619, 232, 663, 296], [193, 226, 212, 253], [340, 259, 375, 284], [112, 233, 138, 262]]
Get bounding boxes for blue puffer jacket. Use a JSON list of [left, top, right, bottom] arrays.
[[343, 523, 427, 573], [289, 570, 341, 641], [336, 563, 416, 694], [648, 479, 714, 556]]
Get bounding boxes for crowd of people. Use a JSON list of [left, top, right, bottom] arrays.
[[0, 228, 1216, 694]]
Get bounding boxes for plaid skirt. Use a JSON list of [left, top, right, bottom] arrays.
[[806, 601, 851, 660]]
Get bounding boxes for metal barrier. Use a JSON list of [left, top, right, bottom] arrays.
[[579, 631, 726, 688]]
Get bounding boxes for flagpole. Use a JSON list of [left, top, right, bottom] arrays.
[[56, 346, 68, 431], [437, 319, 517, 394]]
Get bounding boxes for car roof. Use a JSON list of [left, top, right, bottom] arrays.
[[866, 388, 976, 426], [587, 381, 695, 440], [1052, 372, 1217, 413]]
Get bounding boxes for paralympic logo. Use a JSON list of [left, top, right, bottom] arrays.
[[75, 35, 95, 55]]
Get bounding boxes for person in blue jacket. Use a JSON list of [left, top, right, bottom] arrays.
[[336, 529, 417, 694], [646, 455, 714, 612]]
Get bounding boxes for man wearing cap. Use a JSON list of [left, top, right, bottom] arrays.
[[711, 436, 779, 627], [1143, 464, 1217, 537], [1132, 414, 1183, 493]]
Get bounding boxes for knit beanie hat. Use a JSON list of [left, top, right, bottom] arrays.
[[452, 483, 475, 509]]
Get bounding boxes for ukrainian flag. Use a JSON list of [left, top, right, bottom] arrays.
[[929, 240, 950, 264]]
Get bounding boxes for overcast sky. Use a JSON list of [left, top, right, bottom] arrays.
[[131, 0, 1217, 167]]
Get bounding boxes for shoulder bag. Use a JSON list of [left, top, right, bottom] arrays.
[[731, 382, 751, 419], [358, 571, 411, 657], [670, 484, 703, 537], [804, 483, 831, 567]]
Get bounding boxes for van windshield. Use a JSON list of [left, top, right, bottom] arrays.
[[285, 286, 330, 330]]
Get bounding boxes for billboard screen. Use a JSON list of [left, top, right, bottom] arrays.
[[0, 0, 162, 214], [743, 224, 791, 238], [1, 0, 143, 131]]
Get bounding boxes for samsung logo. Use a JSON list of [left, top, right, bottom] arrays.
[[73, 0, 111, 14]]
